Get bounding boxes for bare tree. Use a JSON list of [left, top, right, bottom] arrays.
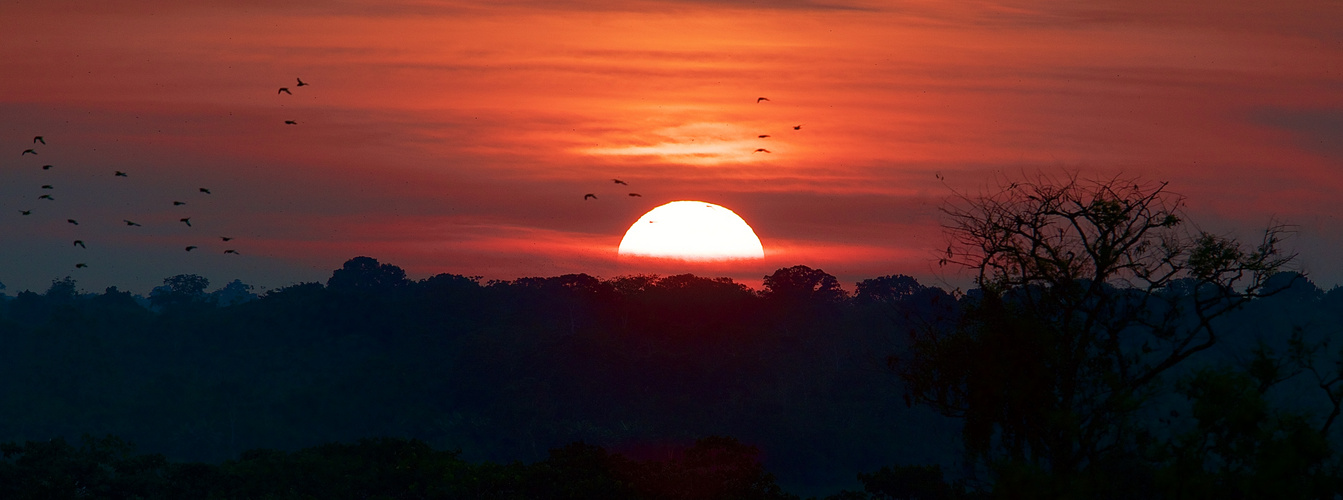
[[897, 171, 1296, 482]]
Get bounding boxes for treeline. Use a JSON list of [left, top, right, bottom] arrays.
[[2, 256, 1342, 496]]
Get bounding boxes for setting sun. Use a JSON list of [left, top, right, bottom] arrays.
[[618, 201, 765, 261]]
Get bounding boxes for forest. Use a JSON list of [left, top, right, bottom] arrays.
[[4, 178, 1343, 498]]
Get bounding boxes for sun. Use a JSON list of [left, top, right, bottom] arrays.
[[618, 201, 765, 261]]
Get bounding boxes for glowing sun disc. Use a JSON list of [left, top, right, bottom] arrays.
[[618, 201, 765, 261]]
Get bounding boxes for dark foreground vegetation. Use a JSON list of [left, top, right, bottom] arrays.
[[4, 174, 1343, 497]]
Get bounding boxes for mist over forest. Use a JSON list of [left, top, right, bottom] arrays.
[[3, 255, 1343, 498]]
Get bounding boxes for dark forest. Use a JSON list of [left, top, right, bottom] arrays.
[[5, 179, 1343, 498]]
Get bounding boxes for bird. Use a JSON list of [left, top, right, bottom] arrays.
[[935, 172, 944, 181], [22, 149, 36, 155], [758, 134, 770, 138], [278, 87, 291, 95], [73, 240, 85, 249], [124, 220, 141, 227], [284, 120, 297, 125], [296, 77, 308, 87], [220, 236, 233, 242], [33, 136, 44, 144], [115, 171, 128, 177], [180, 217, 192, 227], [173, 201, 186, 206], [185, 246, 197, 252], [224, 249, 239, 255], [19, 210, 31, 215], [67, 219, 78, 225], [199, 188, 211, 194], [792, 125, 802, 130], [612, 179, 627, 185], [584, 193, 597, 200], [42, 164, 53, 170], [753, 148, 770, 153], [75, 263, 87, 269], [628, 193, 641, 197], [757, 97, 770, 103], [38, 194, 53, 200], [41, 185, 53, 190]]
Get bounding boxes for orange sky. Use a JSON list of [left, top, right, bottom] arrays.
[[2, 0, 1341, 293]]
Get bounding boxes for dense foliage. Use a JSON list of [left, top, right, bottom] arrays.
[[2, 252, 1342, 497]]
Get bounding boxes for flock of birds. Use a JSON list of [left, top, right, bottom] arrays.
[[12, 77, 313, 271], [581, 96, 801, 202], [15, 134, 240, 270]]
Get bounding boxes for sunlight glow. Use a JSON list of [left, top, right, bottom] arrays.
[[618, 201, 765, 261]]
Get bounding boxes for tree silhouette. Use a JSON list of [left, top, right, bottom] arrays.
[[326, 256, 410, 293], [150, 274, 211, 310], [895, 172, 1297, 491]]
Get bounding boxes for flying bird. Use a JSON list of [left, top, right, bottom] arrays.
[[758, 135, 770, 138], [38, 194, 53, 200], [199, 188, 211, 194], [75, 263, 87, 269], [224, 249, 239, 255], [753, 148, 770, 153], [73, 240, 85, 249], [67, 219, 78, 225], [278, 87, 291, 95], [612, 179, 627, 185], [33, 136, 44, 144], [42, 165, 53, 170], [185, 246, 197, 252], [22, 149, 36, 155], [296, 77, 308, 87], [284, 120, 297, 125], [173, 201, 186, 206], [584, 193, 597, 200], [220, 236, 233, 241], [757, 97, 770, 103], [180, 217, 192, 227], [115, 171, 128, 177], [792, 125, 802, 130], [124, 220, 141, 227], [41, 185, 53, 190], [20, 210, 31, 215], [628, 193, 641, 197]]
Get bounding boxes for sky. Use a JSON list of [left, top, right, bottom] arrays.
[[1, 0, 1341, 295]]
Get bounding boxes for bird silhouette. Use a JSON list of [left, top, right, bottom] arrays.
[[792, 125, 802, 130], [38, 194, 53, 200], [199, 188, 211, 194], [757, 97, 770, 103], [220, 236, 233, 242], [73, 240, 85, 248], [296, 77, 308, 87], [75, 263, 87, 269], [758, 134, 770, 138], [284, 120, 297, 125], [612, 179, 627, 185], [173, 201, 186, 206], [67, 219, 78, 225], [180, 217, 192, 227], [33, 136, 44, 144], [41, 185, 53, 190], [42, 165, 53, 170], [584, 193, 597, 200], [22, 149, 36, 155], [224, 249, 239, 255], [115, 171, 128, 177], [628, 193, 641, 197], [185, 246, 197, 251], [278, 87, 291, 95], [124, 220, 141, 227], [753, 148, 770, 153], [19, 210, 31, 215]]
